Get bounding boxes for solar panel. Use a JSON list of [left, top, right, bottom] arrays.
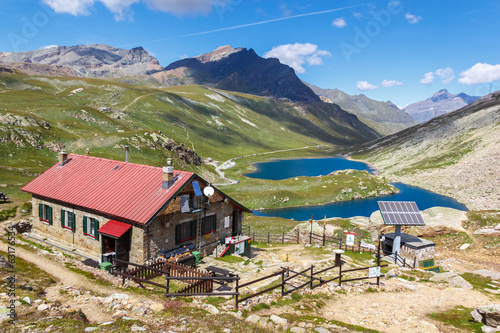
[[377, 201, 425, 226]]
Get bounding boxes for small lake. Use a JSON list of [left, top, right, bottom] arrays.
[[245, 157, 376, 180], [248, 157, 468, 219]]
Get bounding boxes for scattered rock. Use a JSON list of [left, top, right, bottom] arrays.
[[149, 302, 164, 312], [474, 304, 500, 327], [459, 243, 470, 250], [429, 272, 473, 289], [245, 314, 260, 324], [204, 304, 219, 315], [290, 328, 306, 333], [37, 304, 49, 311], [315, 328, 331, 333], [22, 296, 31, 305], [270, 314, 287, 325]]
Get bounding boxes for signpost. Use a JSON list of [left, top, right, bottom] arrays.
[[345, 232, 356, 246]]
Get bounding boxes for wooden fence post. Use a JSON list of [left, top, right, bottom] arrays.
[[282, 232, 285, 243], [267, 233, 270, 244], [235, 279, 239, 310], [281, 269, 285, 297], [310, 265, 314, 289], [358, 241, 361, 252], [338, 264, 342, 287], [297, 229, 299, 244], [253, 232, 255, 243]]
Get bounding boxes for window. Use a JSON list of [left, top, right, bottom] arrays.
[[38, 203, 53, 225], [201, 214, 217, 235], [180, 194, 202, 213], [61, 209, 76, 232], [175, 220, 197, 245], [83, 216, 99, 240]]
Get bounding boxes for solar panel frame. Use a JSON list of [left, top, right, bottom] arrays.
[[377, 201, 425, 226]]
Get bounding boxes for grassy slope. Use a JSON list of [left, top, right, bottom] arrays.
[[0, 70, 378, 203]]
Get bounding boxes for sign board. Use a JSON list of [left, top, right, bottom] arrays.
[[180, 195, 190, 213], [192, 181, 202, 196], [224, 216, 230, 228], [234, 241, 244, 255], [225, 236, 234, 244], [368, 266, 381, 278], [345, 232, 356, 246]]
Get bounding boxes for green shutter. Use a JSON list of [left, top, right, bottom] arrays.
[[71, 213, 75, 232], [94, 219, 99, 240], [39, 203, 43, 220], [47, 206, 53, 225], [83, 216, 87, 234], [61, 209, 65, 227]]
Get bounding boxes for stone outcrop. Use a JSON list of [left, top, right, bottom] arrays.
[[471, 304, 500, 328]]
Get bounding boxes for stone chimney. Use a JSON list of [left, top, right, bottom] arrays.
[[58, 150, 68, 166], [162, 158, 174, 189], [124, 145, 129, 163]]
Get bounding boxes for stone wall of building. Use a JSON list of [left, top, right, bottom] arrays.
[[401, 244, 435, 266], [32, 196, 145, 263], [144, 196, 239, 262]]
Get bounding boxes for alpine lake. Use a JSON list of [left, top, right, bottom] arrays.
[[245, 157, 468, 220]]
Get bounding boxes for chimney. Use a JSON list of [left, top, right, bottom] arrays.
[[58, 150, 68, 166], [162, 158, 174, 189], [124, 145, 129, 163]]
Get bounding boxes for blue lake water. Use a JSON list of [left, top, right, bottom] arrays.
[[245, 157, 376, 180], [248, 157, 468, 219]]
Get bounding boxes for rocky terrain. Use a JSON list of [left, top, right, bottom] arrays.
[[404, 89, 480, 123], [2, 209, 500, 332], [306, 83, 417, 135], [0, 45, 163, 78], [161, 45, 321, 103], [351, 91, 500, 210]]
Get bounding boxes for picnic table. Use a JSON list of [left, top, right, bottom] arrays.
[[205, 266, 237, 284]]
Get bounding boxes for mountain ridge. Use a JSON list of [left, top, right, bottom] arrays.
[[306, 83, 417, 135], [351, 91, 500, 210], [404, 89, 480, 123]]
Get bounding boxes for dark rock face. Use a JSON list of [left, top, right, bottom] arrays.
[[0, 45, 163, 77], [162, 46, 321, 103], [404, 89, 480, 123]]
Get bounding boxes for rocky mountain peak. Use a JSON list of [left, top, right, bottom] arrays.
[[194, 45, 244, 63], [405, 89, 480, 123]]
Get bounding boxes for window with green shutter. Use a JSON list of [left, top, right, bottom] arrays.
[[61, 209, 75, 232], [83, 216, 99, 240], [39, 203, 53, 225]]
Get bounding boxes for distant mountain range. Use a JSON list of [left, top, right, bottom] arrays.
[[404, 89, 480, 123], [351, 91, 500, 210], [0, 44, 163, 77], [306, 83, 417, 135]]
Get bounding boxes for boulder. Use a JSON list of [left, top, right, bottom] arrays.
[[245, 314, 260, 324], [429, 272, 473, 289], [204, 304, 219, 315], [270, 314, 287, 325], [13, 220, 32, 234], [476, 304, 500, 327]]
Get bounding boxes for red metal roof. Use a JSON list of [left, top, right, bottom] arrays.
[[21, 154, 194, 225], [98, 219, 132, 238]]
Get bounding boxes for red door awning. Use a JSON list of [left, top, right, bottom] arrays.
[[98, 219, 132, 238]]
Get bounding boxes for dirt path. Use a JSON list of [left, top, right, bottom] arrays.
[[0, 241, 145, 322], [122, 93, 156, 111], [322, 280, 491, 333]]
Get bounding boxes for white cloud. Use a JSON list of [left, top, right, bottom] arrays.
[[332, 17, 347, 28], [43, 0, 224, 19], [100, 0, 139, 21], [263, 43, 331, 74], [420, 67, 455, 85], [458, 63, 500, 85], [405, 12, 422, 24], [381, 79, 404, 88], [420, 72, 434, 85], [435, 67, 455, 84], [356, 81, 378, 91], [43, 0, 94, 16], [40, 45, 58, 50]]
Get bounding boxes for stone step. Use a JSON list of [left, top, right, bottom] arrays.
[[484, 288, 500, 294]]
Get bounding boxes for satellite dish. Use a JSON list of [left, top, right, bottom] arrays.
[[203, 185, 214, 197]]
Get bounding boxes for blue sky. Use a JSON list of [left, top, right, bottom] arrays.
[[1, 0, 500, 106]]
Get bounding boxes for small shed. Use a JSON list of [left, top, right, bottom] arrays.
[[382, 232, 435, 267], [378, 201, 435, 267]]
